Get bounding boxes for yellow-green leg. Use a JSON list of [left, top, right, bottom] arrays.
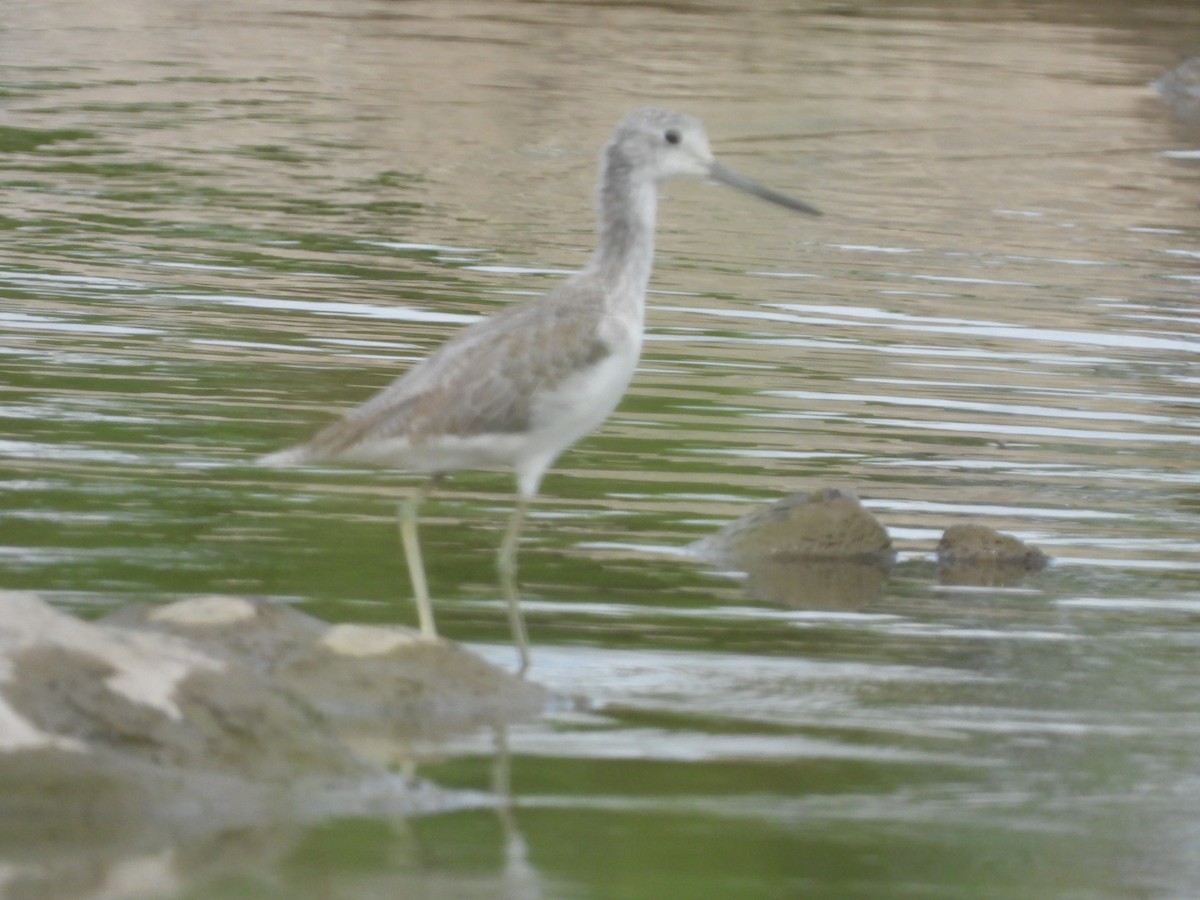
[[497, 497, 531, 674], [399, 476, 441, 639]]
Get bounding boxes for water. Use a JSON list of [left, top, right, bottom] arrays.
[[2, 0, 1199, 896]]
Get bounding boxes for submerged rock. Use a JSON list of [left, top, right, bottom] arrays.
[[693, 488, 894, 608], [937, 524, 1049, 586]]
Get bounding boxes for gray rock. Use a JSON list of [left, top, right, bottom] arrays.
[[695, 488, 893, 564], [0, 592, 544, 838], [103, 596, 547, 744]]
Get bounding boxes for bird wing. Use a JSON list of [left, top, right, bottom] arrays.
[[290, 278, 611, 461]]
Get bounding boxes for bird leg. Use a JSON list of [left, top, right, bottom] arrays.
[[497, 497, 531, 675], [399, 475, 442, 639]]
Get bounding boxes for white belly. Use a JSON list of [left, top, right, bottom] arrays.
[[294, 319, 643, 498]]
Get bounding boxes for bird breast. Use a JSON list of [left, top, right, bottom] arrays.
[[526, 314, 641, 444]]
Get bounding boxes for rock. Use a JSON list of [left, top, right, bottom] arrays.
[[0, 591, 546, 840], [103, 596, 546, 745], [692, 488, 894, 608], [936, 524, 1048, 567], [695, 488, 893, 564], [937, 524, 1049, 586]]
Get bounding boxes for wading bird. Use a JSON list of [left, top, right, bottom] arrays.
[[261, 108, 820, 672]]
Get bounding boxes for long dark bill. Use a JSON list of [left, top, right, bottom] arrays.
[[709, 161, 821, 217]]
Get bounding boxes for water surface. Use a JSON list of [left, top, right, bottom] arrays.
[[2, 0, 1199, 897]]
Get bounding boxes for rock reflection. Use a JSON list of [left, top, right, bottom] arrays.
[[736, 557, 892, 610]]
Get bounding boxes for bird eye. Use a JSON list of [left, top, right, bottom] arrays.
[[664, 129, 681, 145]]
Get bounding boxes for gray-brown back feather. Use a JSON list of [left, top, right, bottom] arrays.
[[290, 275, 612, 461]]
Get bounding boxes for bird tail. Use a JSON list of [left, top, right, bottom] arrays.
[[257, 445, 312, 467]]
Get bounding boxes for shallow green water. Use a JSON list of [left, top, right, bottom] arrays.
[[3, 0, 1200, 897]]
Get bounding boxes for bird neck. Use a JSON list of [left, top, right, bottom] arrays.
[[589, 144, 658, 306]]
